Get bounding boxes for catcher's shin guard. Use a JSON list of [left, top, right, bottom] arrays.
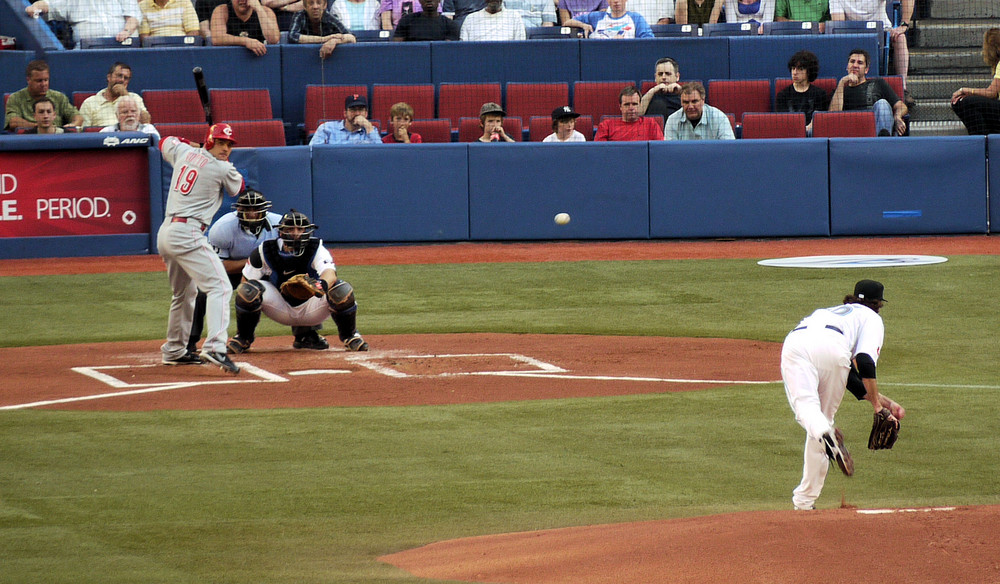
[[327, 280, 359, 341]]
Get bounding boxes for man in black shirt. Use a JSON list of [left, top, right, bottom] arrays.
[[393, 0, 460, 40], [640, 57, 682, 121], [829, 48, 907, 136]]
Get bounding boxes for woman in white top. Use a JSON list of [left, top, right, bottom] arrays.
[[332, 0, 380, 30], [723, 0, 773, 25], [543, 105, 586, 142]]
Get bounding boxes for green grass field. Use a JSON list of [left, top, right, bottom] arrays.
[[2, 253, 999, 583]]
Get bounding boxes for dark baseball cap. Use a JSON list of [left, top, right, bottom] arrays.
[[854, 279, 887, 302], [345, 94, 368, 109], [551, 105, 580, 121], [479, 102, 505, 117]]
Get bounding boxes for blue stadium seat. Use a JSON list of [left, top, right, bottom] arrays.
[[79, 36, 136, 48], [824, 20, 887, 73], [140, 35, 204, 47], [526, 26, 578, 39], [700, 22, 758, 36], [353, 29, 392, 42], [761, 21, 819, 35], [650, 24, 697, 37]]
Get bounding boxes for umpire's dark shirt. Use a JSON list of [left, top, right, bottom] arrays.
[[393, 12, 461, 41]]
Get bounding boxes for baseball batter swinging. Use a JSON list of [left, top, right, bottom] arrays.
[[781, 279, 905, 510], [226, 209, 369, 353], [157, 123, 244, 374]]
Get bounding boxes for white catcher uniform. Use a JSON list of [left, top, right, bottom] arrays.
[[781, 302, 884, 509], [242, 242, 337, 327], [157, 136, 245, 360]]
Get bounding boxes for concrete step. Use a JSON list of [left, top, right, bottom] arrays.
[[910, 47, 988, 73], [908, 120, 968, 136], [907, 98, 961, 122], [912, 19, 999, 48], [907, 74, 992, 101], [927, 0, 1000, 19]]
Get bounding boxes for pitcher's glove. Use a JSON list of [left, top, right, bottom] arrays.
[[280, 274, 327, 300], [868, 408, 900, 450]]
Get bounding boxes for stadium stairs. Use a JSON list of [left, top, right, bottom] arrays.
[[906, 0, 1000, 136]]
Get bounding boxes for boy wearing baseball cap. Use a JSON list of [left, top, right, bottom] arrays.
[[309, 93, 382, 145], [543, 105, 586, 142], [477, 102, 515, 142]]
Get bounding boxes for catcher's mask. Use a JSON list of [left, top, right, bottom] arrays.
[[232, 189, 272, 235], [278, 209, 317, 256]]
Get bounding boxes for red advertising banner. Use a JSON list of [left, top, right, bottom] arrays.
[[0, 149, 150, 238]]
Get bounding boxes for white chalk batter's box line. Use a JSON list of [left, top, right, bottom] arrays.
[[1, 352, 780, 410]]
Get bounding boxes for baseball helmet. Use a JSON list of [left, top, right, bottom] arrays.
[[277, 209, 317, 256], [204, 123, 237, 150], [232, 189, 272, 235]]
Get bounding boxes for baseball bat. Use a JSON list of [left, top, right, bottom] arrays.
[[193, 67, 213, 127]]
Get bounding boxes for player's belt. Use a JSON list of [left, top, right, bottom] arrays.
[[171, 217, 207, 232], [792, 324, 843, 335]]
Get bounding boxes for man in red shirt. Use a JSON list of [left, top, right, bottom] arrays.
[[594, 85, 664, 141]]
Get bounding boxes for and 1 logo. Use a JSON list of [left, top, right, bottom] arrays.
[[757, 255, 949, 269]]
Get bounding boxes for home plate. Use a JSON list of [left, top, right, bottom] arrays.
[[287, 369, 353, 376], [856, 507, 956, 515]]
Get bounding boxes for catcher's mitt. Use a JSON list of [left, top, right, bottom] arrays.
[[280, 274, 326, 301], [868, 408, 900, 450]]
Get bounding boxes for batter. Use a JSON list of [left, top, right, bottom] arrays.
[[780, 279, 905, 510], [157, 123, 245, 374]]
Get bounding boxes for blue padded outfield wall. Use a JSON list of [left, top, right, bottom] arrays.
[[0, 135, 992, 259]]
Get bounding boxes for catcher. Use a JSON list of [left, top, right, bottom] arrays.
[[226, 209, 369, 354], [780, 280, 905, 511]]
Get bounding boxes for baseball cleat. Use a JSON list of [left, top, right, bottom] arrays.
[[226, 335, 253, 354], [293, 331, 329, 350], [344, 333, 369, 352], [201, 351, 241, 374], [162, 351, 203, 366], [822, 428, 854, 477]]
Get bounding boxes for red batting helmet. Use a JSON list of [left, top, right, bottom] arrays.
[[204, 123, 237, 150]]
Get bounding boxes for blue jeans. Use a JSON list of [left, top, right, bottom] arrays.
[[872, 99, 893, 135]]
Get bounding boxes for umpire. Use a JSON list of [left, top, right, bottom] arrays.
[[187, 189, 282, 354]]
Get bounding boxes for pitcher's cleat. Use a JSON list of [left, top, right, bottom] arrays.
[[822, 428, 854, 477]]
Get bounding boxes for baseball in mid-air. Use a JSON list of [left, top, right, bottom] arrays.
[[554, 212, 571, 225]]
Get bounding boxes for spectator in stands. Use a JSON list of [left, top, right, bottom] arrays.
[[139, 0, 201, 39], [443, 0, 486, 29], [664, 81, 735, 140], [333, 0, 382, 30], [627, 0, 675, 25], [476, 102, 516, 142], [461, 0, 526, 40], [564, 0, 654, 38], [195, 0, 225, 39], [504, 0, 557, 28], [310, 94, 382, 144], [829, 48, 906, 136], [594, 85, 664, 141], [775, 50, 829, 135], [23, 99, 65, 134], [640, 57, 682, 119], [289, 0, 356, 58], [723, 0, 774, 27], [951, 28, 1000, 136], [674, 0, 722, 25], [5, 60, 82, 132], [25, 0, 140, 47], [774, 0, 830, 30], [830, 0, 914, 107], [210, 0, 280, 55], [263, 0, 301, 31], [558, 0, 607, 23], [543, 106, 586, 142], [382, 0, 443, 30], [383, 102, 423, 143], [393, 0, 461, 40], [80, 62, 151, 128], [100, 96, 161, 140]]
